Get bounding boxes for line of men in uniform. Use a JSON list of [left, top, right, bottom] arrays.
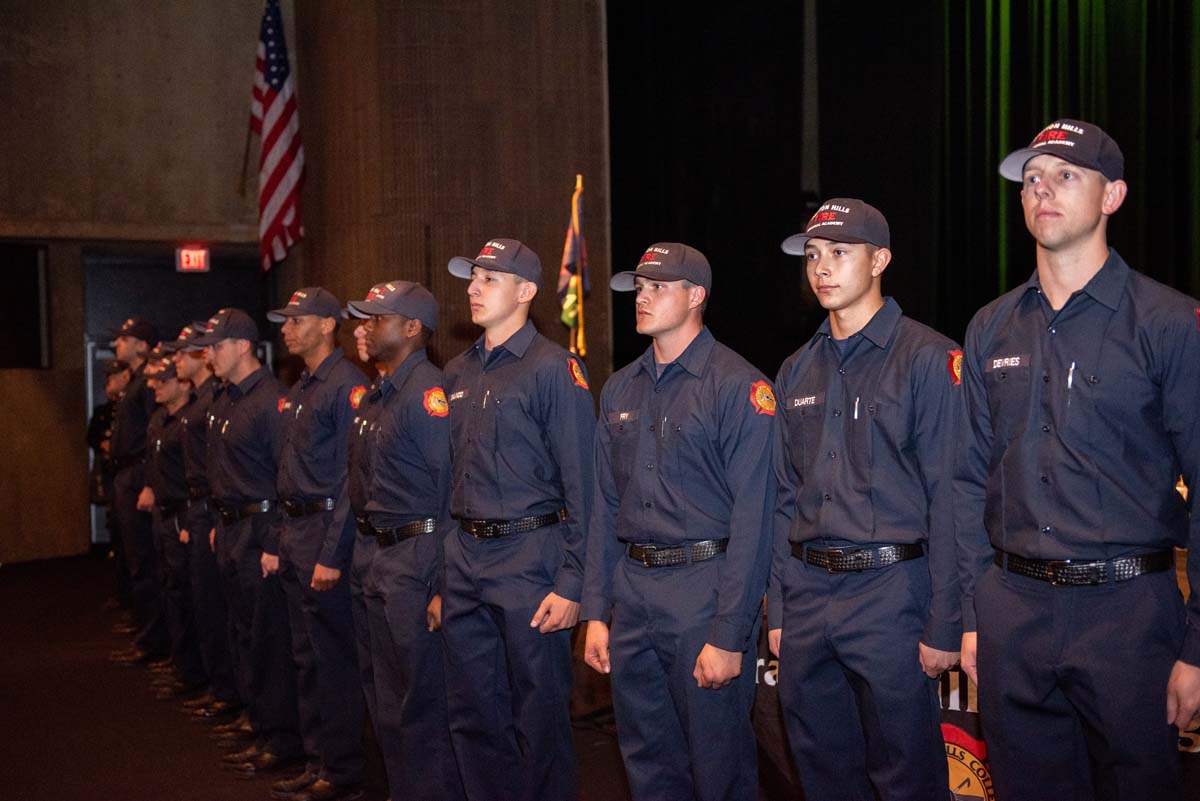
[[102, 118, 1200, 801]]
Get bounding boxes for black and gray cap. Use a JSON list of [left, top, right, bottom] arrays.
[[345, 280, 439, 331], [781, 198, 890, 254], [267, 287, 343, 322], [191, 308, 259, 346], [610, 243, 712, 293], [447, 238, 543, 287], [998, 118, 1124, 182]]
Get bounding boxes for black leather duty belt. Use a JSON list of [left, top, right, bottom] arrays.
[[994, 549, 1174, 586], [355, 516, 437, 548], [458, 509, 568, 540], [628, 538, 729, 568], [281, 498, 335, 518], [187, 486, 209, 500], [216, 500, 276, 525], [793, 542, 925, 573]]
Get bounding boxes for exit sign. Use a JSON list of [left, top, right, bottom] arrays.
[[176, 247, 210, 273]]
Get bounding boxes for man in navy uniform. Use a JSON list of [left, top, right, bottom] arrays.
[[957, 119, 1200, 799], [581, 243, 776, 801], [139, 352, 209, 696], [345, 280, 463, 801], [109, 317, 170, 665], [269, 287, 368, 801], [166, 323, 242, 722], [195, 308, 303, 778], [441, 238, 595, 801], [768, 200, 960, 800]]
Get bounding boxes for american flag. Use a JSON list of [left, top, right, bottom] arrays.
[[557, 174, 590, 356], [251, 0, 304, 271]]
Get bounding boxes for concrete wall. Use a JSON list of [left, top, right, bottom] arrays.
[[0, 0, 262, 562]]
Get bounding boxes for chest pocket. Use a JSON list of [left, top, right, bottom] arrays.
[[784, 393, 825, 479], [983, 354, 1032, 441], [605, 410, 641, 489]]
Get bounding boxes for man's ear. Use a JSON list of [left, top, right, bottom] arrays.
[[870, 247, 893, 278]]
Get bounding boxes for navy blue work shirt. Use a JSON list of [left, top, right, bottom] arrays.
[[146, 404, 189, 506], [180, 376, 215, 495], [110, 361, 156, 464], [209, 365, 284, 549], [581, 326, 777, 653], [444, 320, 596, 602], [359, 349, 451, 583], [766, 298, 963, 651], [955, 249, 1200, 663], [348, 374, 383, 516], [277, 349, 367, 569]]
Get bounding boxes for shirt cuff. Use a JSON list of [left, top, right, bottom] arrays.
[[706, 617, 751, 653], [922, 614, 962, 653], [553, 569, 582, 604], [1179, 624, 1200, 668], [961, 595, 977, 632]]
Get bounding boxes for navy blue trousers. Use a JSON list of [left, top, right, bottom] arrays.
[[218, 513, 301, 756], [349, 533, 378, 729], [442, 525, 577, 801], [113, 465, 166, 655], [279, 514, 365, 786], [608, 556, 758, 801], [152, 507, 206, 685], [777, 553, 949, 801], [182, 502, 238, 703], [975, 563, 1184, 801], [366, 537, 463, 801]]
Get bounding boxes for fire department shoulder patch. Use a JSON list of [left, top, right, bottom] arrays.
[[349, 385, 367, 410], [423, 387, 449, 417], [948, 349, 963, 386], [749, 380, 776, 416], [277, 397, 286, 413], [568, 358, 589, 390]]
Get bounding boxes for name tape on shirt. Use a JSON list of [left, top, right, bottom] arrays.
[[569, 358, 589, 390], [423, 387, 449, 417], [606, 410, 640, 424], [787, 392, 825, 409], [983, 354, 1029, 372], [947, 349, 963, 386], [349, 385, 367, 410], [750, 380, 776, 416]]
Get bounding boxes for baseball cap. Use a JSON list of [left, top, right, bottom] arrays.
[[780, 198, 891, 254], [145, 355, 178, 381], [267, 287, 343, 322], [191, 308, 259, 346], [611, 243, 712, 293], [160, 322, 205, 353], [345, 281, 439, 331], [111, 317, 160, 347], [448, 238, 543, 287], [998, 119, 1124, 182]]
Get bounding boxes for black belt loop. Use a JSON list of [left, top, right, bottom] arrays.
[[627, 539, 729, 568], [993, 548, 1173, 586], [458, 509, 568, 540], [281, 497, 336, 518], [792, 542, 925, 573]]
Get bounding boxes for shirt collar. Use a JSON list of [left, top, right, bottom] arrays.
[[806, 297, 903, 351], [472, 319, 537, 361], [230, 365, 269, 398], [382, 348, 428, 394], [303, 348, 345, 383], [1021, 248, 1129, 312], [638, 326, 715, 380]]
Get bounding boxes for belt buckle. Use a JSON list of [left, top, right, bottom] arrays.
[[637, 544, 656, 567], [257, 499, 271, 514]]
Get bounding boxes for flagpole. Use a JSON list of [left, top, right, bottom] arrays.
[[573, 175, 586, 357], [238, 125, 253, 198]]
